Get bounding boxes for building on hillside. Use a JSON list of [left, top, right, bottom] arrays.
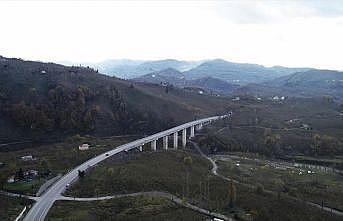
[[272, 96, 280, 101], [232, 97, 240, 101], [79, 143, 90, 151], [7, 175, 15, 183], [287, 118, 300, 124], [21, 155, 34, 161], [24, 169, 39, 177], [301, 124, 312, 130]]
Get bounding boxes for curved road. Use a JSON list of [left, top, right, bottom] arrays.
[[58, 191, 233, 221], [23, 115, 226, 221]]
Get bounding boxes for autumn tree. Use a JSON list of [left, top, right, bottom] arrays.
[[264, 134, 281, 156], [311, 134, 341, 156], [228, 181, 237, 208], [183, 156, 193, 198]]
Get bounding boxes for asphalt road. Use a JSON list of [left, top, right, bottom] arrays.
[[23, 115, 225, 221], [59, 191, 233, 221]]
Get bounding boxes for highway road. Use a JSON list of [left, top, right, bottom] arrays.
[[23, 115, 226, 221]]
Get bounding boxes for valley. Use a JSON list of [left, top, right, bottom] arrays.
[[0, 57, 342, 221], [2, 1, 343, 220]]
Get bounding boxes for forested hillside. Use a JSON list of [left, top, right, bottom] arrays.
[[0, 56, 229, 142], [236, 69, 343, 100]]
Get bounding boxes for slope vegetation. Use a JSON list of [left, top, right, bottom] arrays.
[[0, 56, 229, 142]]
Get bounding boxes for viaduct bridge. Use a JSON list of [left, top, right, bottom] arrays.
[[23, 114, 228, 221]]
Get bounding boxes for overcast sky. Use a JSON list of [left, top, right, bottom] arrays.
[[1, 0, 343, 70]]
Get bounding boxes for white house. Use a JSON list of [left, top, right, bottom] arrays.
[[24, 170, 39, 177], [272, 96, 280, 101], [21, 155, 34, 161], [79, 143, 90, 151], [7, 175, 15, 183], [232, 97, 240, 101]]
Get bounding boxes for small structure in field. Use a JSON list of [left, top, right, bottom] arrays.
[[301, 124, 312, 130], [78, 143, 90, 151], [24, 169, 39, 177], [7, 175, 15, 183], [20, 155, 34, 161], [232, 97, 240, 101]]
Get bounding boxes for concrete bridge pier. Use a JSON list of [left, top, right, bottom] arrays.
[[138, 145, 143, 152], [151, 140, 157, 151], [190, 126, 195, 138], [197, 123, 203, 130], [182, 129, 187, 148], [173, 132, 178, 149], [163, 136, 168, 150]]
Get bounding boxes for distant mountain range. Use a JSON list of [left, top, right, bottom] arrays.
[[134, 68, 239, 95], [59, 58, 311, 85], [47, 58, 343, 100], [60, 59, 202, 79], [237, 69, 343, 100], [183, 59, 312, 85]]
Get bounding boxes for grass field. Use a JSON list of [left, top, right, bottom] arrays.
[[0, 195, 33, 221], [65, 149, 342, 221], [47, 196, 208, 221], [3, 178, 45, 195], [0, 135, 134, 195], [233, 184, 342, 221], [216, 154, 343, 211], [65, 150, 224, 208]]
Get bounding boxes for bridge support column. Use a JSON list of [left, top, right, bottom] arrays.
[[151, 140, 157, 151], [182, 128, 187, 148], [173, 132, 178, 149], [138, 145, 143, 152], [163, 136, 168, 150], [190, 126, 195, 138]]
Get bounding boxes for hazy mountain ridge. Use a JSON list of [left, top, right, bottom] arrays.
[[133, 68, 187, 86], [236, 69, 343, 100], [60, 58, 311, 84], [61, 59, 202, 79], [183, 59, 313, 85], [134, 68, 238, 95]]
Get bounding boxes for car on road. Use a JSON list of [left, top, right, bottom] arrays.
[[105, 153, 109, 157], [66, 183, 70, 188]]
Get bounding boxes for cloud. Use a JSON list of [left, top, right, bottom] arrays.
[[0, 0, 342, 70], [215, 0, 343, 24]]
